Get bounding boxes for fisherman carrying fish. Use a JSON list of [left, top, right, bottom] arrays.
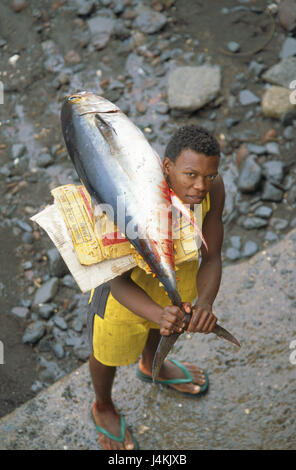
[[86, 124, 224, 450]]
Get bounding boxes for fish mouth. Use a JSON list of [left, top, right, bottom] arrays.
[[65, 92, 120, 116]]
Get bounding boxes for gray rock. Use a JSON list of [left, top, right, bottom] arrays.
[[74, 0, 96, 17], [52, 343, 65, 359], [242, 240, 258, 257], [167, 65, 221, 112], [11, 143, 26, 159], [225, 247, 241, 261], [261, 181, 284, 202], [230, 235, 242, 250], [227, 41, 240, 53], [265, 230, 279, 242], [265, 142, 280, 155], [61, 274, 77, 289], [47, 248, 68, 277], [270, 217, 289, 231], [11, 306, 29, 319], [287, 185, 296, 205], [87, 14, 115, 50], [239, 89, 260, 106], [53, 316, 68, 331], [242, 217, 268, 229], [262, 85, 295, 119], [14, 219, 32, 232], [22, 321, 46, 344], [262, 57, 296, 88], [133, 7, 167, 34], [33, 278, 59, 305], [238, 156, 262, 193], [247, 144, 266, 155], [38, 358, 64, 384], [37, 153, 53, 168], [262, 161, 285, 183], [278, 0, 296, 32], [248, 61, 265, 76], [280, 37, 296, 59], [39, 303, 56, 320], [254, 205, 273, 219], [283, 125, 294, 139]]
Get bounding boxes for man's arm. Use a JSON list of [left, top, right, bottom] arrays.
[[187, 174, 225, 333], [110, 270, 185, 335]]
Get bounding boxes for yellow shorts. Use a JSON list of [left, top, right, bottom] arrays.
[[88, 260, 199, 367]]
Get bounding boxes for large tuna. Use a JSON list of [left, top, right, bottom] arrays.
[[61, 91, 240, 381]]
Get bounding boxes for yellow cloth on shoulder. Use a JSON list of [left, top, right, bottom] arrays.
[[91, 195, 210, 366]]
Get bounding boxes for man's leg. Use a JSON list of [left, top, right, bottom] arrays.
[[140, 329, 207, 395], [89, 354, 135, 450]]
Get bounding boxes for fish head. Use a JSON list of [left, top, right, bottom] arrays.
[[62, 91, 119, 117]]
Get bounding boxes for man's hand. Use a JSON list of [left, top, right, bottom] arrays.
[[185, 302, 217, 334], [159, 305, 188, 336]]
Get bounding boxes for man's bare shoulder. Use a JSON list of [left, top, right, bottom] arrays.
[[208, 174, 225, 214]]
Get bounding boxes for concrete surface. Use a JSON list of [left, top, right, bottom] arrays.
[[1, 230, 296, 450]]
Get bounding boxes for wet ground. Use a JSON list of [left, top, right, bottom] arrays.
[[0, 0, 296, 447]]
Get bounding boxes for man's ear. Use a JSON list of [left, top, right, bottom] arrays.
[[163, 157, 173, 177]]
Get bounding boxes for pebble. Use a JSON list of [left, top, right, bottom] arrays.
[[278, 0, 296, 32], [239, 90, 260, 106], [33, 278, 59, 305], [133, 7, 167, 34], [53, 316, 68, 331], [262, 161, 285, 184], [242, 217, 268, 230], [261, 181, 284, 202], [279, 37, 296, 59], [22, 321, 46, 344], [47, 248, 68, 278], [39, 303, 56, 320], [37, 153, 53, 168], [242, 240, 258, 257], [225, 247, 241, 261], [87, 14, 115, 50], [227, 41, 240, 53], [238, 156, 262, 193], [254, 206, 273, 219], [11, 306, 29, 319]]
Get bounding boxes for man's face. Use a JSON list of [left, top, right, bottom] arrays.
[[163, 149, 219, 207]]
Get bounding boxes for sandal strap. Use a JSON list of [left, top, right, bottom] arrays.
[[94, 413, 126, 443], [156, 359, 193, 385]]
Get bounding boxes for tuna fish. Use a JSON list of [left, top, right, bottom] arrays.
[[61, 91, 240, 381]]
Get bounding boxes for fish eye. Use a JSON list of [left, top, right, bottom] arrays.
[[68, 96, 77, 101]]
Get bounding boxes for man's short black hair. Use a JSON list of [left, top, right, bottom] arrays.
[[165, 124, 220, 162]]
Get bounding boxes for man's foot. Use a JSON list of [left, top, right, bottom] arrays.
[[138, 358, 208, 395], [91, 402, 138, 450]]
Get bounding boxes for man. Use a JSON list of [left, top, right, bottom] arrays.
[[88, 124, 225, 450]]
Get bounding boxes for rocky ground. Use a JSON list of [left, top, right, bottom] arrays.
[[0, 0, 296, 419]]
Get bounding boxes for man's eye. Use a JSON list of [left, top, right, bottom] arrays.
[[207, 175, 216, 180], [185, 173, 195, 177]]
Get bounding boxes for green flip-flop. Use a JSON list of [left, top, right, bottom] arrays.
[[91, 407, 139, 450], [136, 358, 209, 397]]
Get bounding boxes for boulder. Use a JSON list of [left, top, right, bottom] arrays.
[[262, 57, 296, 88], [261, 86, 295, 119], [167, 65, 221, 112]]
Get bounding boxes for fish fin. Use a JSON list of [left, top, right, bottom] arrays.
[[94, 114, 118, 138], [170, 190, 208, 252]]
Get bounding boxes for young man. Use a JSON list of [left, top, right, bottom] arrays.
[[88, 124, 225, 450]]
